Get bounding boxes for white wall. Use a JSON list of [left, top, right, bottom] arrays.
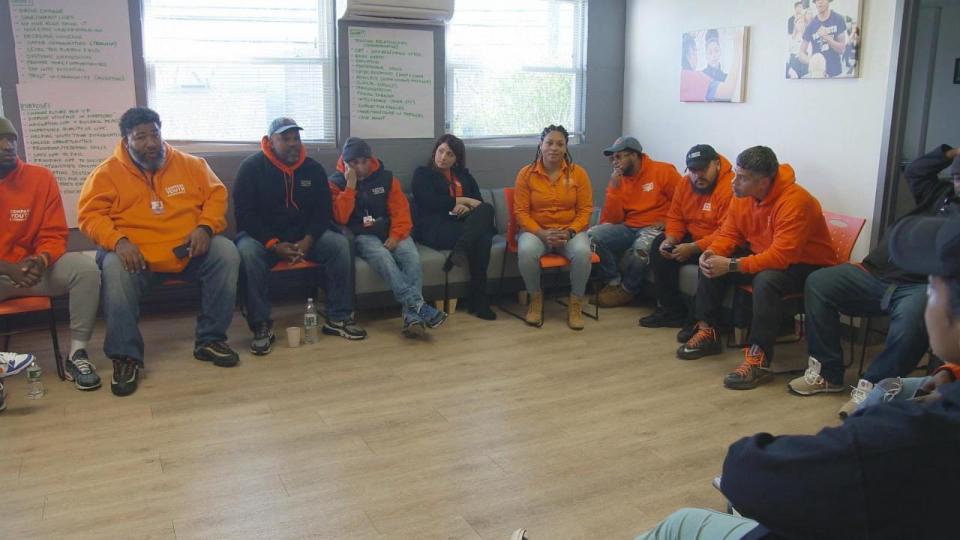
[[623, 0, 900, 259], [926, 5, 960, 147]]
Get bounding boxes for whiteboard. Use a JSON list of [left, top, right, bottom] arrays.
[[347, 26, 434, 139]]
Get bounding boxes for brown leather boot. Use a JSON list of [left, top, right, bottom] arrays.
[[567, 294, 585, 330], [524, 292, 544, 326]]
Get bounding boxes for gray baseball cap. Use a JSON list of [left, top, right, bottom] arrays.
[[603, 136, 643, 156], [268, 117, 303, 136]]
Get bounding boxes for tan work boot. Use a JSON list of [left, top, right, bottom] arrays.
[[597, 284, 634, 307], [567, 294, 585, 330], [524, 292, 544, 327]]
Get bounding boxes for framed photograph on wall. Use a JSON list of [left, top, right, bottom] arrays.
[[680, 26, 748, 103], [786, 0, 862, 79]]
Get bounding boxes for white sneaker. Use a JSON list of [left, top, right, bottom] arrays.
[[788, 357, 845, 395], [838, 379, 874, 418], [0, 352, 34, 378]]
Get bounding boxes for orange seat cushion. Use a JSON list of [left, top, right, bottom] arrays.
[[272, 260, 320, 271], [0, 296, 52, 316], [539, 252, 601, 269]]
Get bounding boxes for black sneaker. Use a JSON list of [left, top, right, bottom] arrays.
[[0, 380, 6, 412], [111, 357, 140, 397], [639, 308, 687, 328], [194, 342, 240, 367], [322, 318, 368, 340], [250, 324, 275, 356], [65, 349, 102, 391], [676, 322, 697, 343], [676, 323, 723, 360]]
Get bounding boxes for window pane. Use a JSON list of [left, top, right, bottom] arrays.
[[143, 0, 335, 143], [446, 0, 586, 139]]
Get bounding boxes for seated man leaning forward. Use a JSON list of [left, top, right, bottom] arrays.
[[0, 116, 102, 391], [328, 137, 447, 337], [78, 107, 241, 397], [589, 136, 681, 308], [234, 117, 366, 355], [678, 146, 838, 390]]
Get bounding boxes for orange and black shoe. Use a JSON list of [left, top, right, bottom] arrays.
[[724, 345, 772, 390], [676, 322, 722, 360]]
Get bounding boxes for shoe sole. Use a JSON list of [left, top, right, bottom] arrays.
[[322, 326, 367, 340], [250, 335, 275, 356], [676, 345, 722, 360], [402, 323, 426, 338], [111, 383, 137, 397], [194, 351, 239, 367], [787, 384, 846, 396], [425, 314, 448, 329], [725, 372, 772, 390]]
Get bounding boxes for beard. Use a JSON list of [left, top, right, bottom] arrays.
[[691, 180, 717, 195], [129, 144, 166, 172], [0, 159, 16, 178]]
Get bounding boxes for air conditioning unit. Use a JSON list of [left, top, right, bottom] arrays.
[[337, 0, 454, 24]]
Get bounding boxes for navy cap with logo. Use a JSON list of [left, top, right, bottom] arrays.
[[268, 117, 303, 137], [889, 215, 960, 277], [603, 136, 643, 157], [686, 144, 720, 170]]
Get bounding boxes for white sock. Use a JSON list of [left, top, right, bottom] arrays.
[[70, 340, 88, 358]]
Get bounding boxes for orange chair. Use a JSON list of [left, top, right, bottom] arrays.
[[0, 296, 66, 380], [730, 211, 866, 348], [496, 187, 601, 323]]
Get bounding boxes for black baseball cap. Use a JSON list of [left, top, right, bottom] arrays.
[[889, 215, 960, 277], [686, 144, 720, 170]]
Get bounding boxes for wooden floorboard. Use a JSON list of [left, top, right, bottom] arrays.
[[1, 299, 856, 539]]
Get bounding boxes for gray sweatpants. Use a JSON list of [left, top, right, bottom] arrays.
[[0, 252, 101, 343]]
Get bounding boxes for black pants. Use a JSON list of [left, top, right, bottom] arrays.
[[420, 202, 495, 292], [649, 233, 698, 316], [695, 262, 822, 362]]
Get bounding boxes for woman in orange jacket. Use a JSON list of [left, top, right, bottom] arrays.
[[514, 125, 593, 330]]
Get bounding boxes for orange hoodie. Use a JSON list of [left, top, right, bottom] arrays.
[[78, 141, 228, 273], [707, 164, 838, 274], [1, 159, 68, 265], [664, 154, 735, 250], [599, 154, 681, 227], [514, 159, 593, 233], [328, 156, 413, 242]]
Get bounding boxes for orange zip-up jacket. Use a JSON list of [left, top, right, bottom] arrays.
[[664, 154, 735, 250], [514, 159, 593, 233], [329, 156, 413, 241], [1, 159, 68, 264], [78, 141, 228, 273], [707, 164, 838, 274], [599, 154, 681, 227]]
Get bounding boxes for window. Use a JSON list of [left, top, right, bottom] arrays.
[[143, 0, 336, 143], [445, 0, 587, 140]]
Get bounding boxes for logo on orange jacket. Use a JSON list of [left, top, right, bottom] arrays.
[[702, 202, 712, 212], [9, 208, 30, 222], [165, 184, 187, 197]]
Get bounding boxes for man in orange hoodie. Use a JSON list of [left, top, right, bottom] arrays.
[[78, 107, 240, 397], [641, 145, 733, 331], [328, 137, 446, 337], [589, 136, 681, 307], [0, 117, 102, 392], [678, 146, 838, 390]]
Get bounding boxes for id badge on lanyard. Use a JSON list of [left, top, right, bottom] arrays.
[[151, 197, 165, 215]]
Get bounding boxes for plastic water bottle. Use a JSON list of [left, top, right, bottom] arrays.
[[26, 360, 44, 399], [304, 297, 319, 344]]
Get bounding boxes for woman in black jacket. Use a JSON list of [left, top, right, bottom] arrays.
[[412, 134, 496, 320]]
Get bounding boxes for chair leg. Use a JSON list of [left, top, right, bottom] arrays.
[[48, 306, 65, 381], [858, 317, 871, 377], [443, 270, 450, 313], [496, 252, 527, 321]]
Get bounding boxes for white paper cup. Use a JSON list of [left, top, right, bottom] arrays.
[[286, 327, 302, 348]]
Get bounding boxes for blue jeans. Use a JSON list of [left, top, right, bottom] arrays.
[[518, 231, 592, 297], [635, 508, 757, 540], [857, 376, 930, 413], [805, 264, 929, 385], [96, 235, 240, 365], [588, 223, 661, 294], [236, 230, 354, 329], [353, 235, 424, 310]]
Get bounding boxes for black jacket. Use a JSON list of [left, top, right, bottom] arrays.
[[410, 165, 483, 238], [233, 152, 333, 244], [723, 381, 960, 539], [862, 144, 958, 283]]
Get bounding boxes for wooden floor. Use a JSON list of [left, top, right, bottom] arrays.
[[1, 299, 853, 539]]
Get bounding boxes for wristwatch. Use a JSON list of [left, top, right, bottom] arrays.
[[729, 257, 740, 273], [567, 229, 576, 239]]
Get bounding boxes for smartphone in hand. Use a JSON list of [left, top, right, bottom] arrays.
[[173, 242, 190, 259]]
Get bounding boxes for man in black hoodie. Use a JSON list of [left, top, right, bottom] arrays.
[[789, 144, 960, 416], [234, 118, 366, 355]]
